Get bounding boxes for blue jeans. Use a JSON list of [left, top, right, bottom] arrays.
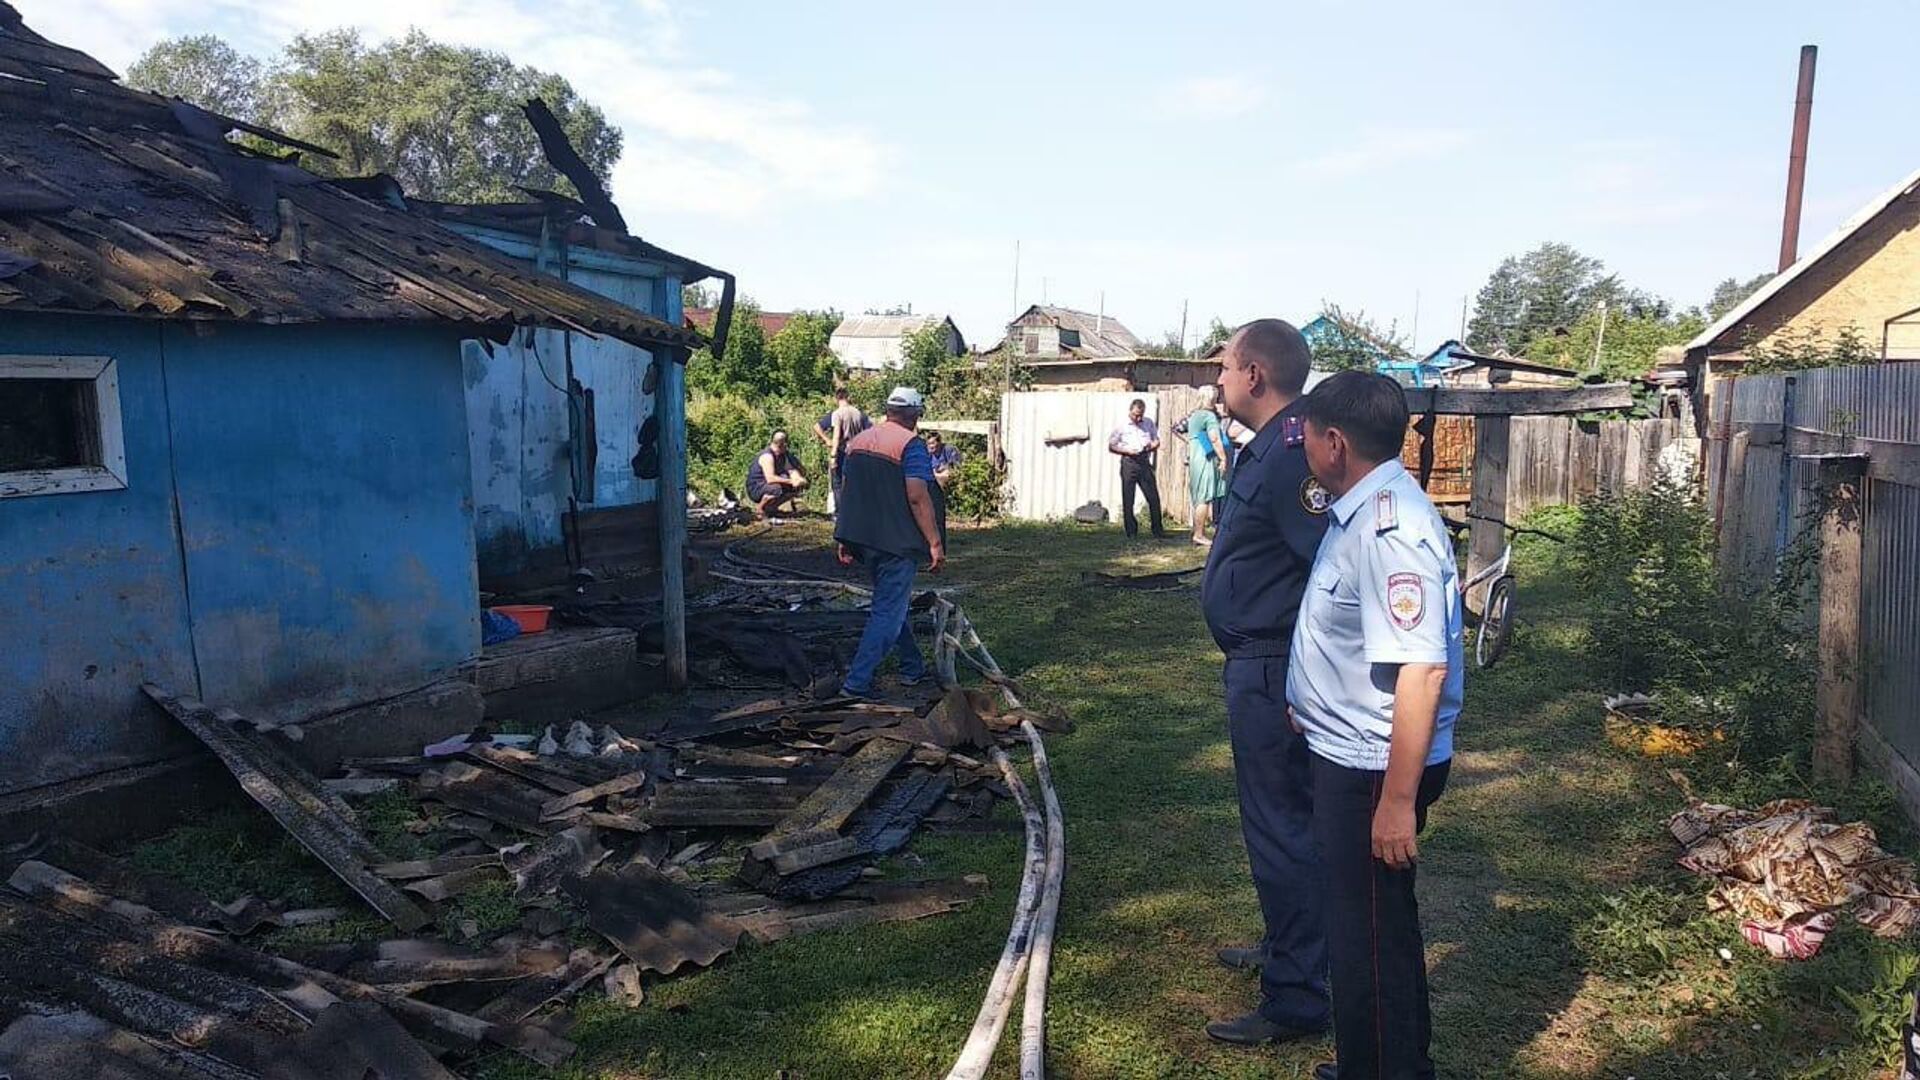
[[841, 550, 926, 695]]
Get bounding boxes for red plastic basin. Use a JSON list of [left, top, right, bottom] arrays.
[[492, 604, 553, 634]]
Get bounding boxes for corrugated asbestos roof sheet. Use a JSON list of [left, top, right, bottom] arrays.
[[832, 314, 943, 339], [0, 4, 703, 351]]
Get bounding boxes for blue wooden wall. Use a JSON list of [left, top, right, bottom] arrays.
[[0, 314, 479, 795], [451, 226, 685, 581], [0, 315, 201, 792]]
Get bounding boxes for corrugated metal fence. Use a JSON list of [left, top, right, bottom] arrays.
[[1001, 391, 1163, 523], [1710, 365, 1920, 783]]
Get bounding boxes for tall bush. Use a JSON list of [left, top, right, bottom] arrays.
[[1567, 477, 1820, 762]]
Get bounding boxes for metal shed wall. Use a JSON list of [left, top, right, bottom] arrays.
[[1001, 391, 1160, 522], [451, 226, 684, 583]]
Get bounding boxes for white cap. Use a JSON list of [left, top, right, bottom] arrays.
[[886, 386, 925, 409]]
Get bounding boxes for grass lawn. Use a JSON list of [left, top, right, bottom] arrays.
[[136, 517, 1919, 1078]]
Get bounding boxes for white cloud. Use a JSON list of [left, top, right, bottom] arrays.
[[1296, 127, 1474, 179], [1156, 74, 1266, 118], [26, 0, 888, 219]]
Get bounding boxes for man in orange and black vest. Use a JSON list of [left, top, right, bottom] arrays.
[[833, 386, 947, 697]]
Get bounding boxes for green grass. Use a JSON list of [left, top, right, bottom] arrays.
[[130, 518, 1917, 1078]]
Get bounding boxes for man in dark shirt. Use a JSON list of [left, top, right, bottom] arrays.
[[746, 431, 808, 518], [834, 387, 945, 697], [1199, 319, 1332, 1047]]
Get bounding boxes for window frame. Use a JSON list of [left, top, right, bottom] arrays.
[[0, 354, 127, 499]]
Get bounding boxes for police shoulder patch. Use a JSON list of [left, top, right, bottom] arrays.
[[1386, 572, 1425, 630], [1300, 476, 1331, 515], [1281, 415, 1305, 447]]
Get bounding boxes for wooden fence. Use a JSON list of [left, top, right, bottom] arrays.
[[1001, 389, 1684, 528], [1706, 365, 1920, 816], [1504, 417, 1694, 520]]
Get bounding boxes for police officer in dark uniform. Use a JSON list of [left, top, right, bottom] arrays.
[[1199, 318, 1332, 1046]]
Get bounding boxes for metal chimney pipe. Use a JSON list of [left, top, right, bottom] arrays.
[[1779, 45, 1818, 272]]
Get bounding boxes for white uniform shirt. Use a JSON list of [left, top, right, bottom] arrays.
[[1287, 459, 1463, 771], [1108, 417, 1158, 457]]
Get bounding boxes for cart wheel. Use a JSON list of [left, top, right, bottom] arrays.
[[1475, 575, 1516, 669]]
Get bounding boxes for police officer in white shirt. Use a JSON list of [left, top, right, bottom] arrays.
[[1287, 371, 1463, 1080]]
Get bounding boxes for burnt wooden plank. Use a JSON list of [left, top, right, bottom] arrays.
[[473, 948, 615, 1025], [372, 854, 501, 881], [418, 762, 559, 835], [540, 771, 646, 819], [141, 684, 430, 932], [754, 738, 909, 849]]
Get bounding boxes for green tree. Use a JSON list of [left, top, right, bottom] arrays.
[[1706, 273, 1774, 321], [682, 283, 716, 312], [1467, 242, 1616, 355], [1311, 304, 1409, 372], [1136, 330, 1188, 358], [690, 297, 770, 397], [765, 311, 842, 398], [124, 30, 621, 203], [1197, 317, 1235, 355], [125, 35, 264, 119], [896, 321, 954, 398], [1527, 306, 1705, 382], [1741, 325, 1880, 375]]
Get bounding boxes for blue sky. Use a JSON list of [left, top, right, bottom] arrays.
[[31, 0, 1920, 350]]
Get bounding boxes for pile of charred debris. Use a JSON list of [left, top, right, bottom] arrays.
[[0, 571, 1068, 1077]]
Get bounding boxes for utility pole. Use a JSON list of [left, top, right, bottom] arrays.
[[1011, 240, 1021, 319], [1411, 290, 1421, 348], [1178, 298, 1189, 355], [1458, 295, 1468, 341], [1007, 240, 1020, 393]]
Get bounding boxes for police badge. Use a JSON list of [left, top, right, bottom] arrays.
[[1300, 476, 1331, 514]]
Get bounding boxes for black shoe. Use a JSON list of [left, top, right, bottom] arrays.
[[1204, 1012, 1320, 1047], [1215, 945, 1264, 972], [1313, 1065, 1337, 1080]]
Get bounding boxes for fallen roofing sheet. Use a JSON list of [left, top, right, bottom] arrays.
[[142, 683, 431, 932], [562, 861, 745, 975], [6, 860, 575, 1067]]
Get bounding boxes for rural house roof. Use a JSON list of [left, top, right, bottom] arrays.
[[1011, 304, 1142, 359], [686, 307, 796, 338], [831, 314, 965, 346], [1687, 164, 1920, 354], [0, 4, 703, 351]]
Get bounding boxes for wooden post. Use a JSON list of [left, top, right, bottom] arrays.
[[658, 341, 690, 690], [1813, 454, 1866, 783], [1717, 429, 1751, 593], [1467, 415, 1510, 615]]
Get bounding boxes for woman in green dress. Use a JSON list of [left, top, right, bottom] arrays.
[[1184, 387, 1230, 545]]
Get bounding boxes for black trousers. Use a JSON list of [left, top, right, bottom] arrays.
[[1311, 752, 1450, 1080], [1119, 455, 1163, 537], [1224, 657, 1329, 1029]]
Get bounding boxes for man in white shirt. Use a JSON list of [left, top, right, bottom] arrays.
[[1106, 398, 1165, 539], [1287, 371, 1463, 1080]]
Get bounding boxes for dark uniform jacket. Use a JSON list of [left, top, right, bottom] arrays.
[[1201, 399, 1330, 659]]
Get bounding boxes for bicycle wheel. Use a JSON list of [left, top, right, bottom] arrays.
[[1475, 575, 1516, 669]]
